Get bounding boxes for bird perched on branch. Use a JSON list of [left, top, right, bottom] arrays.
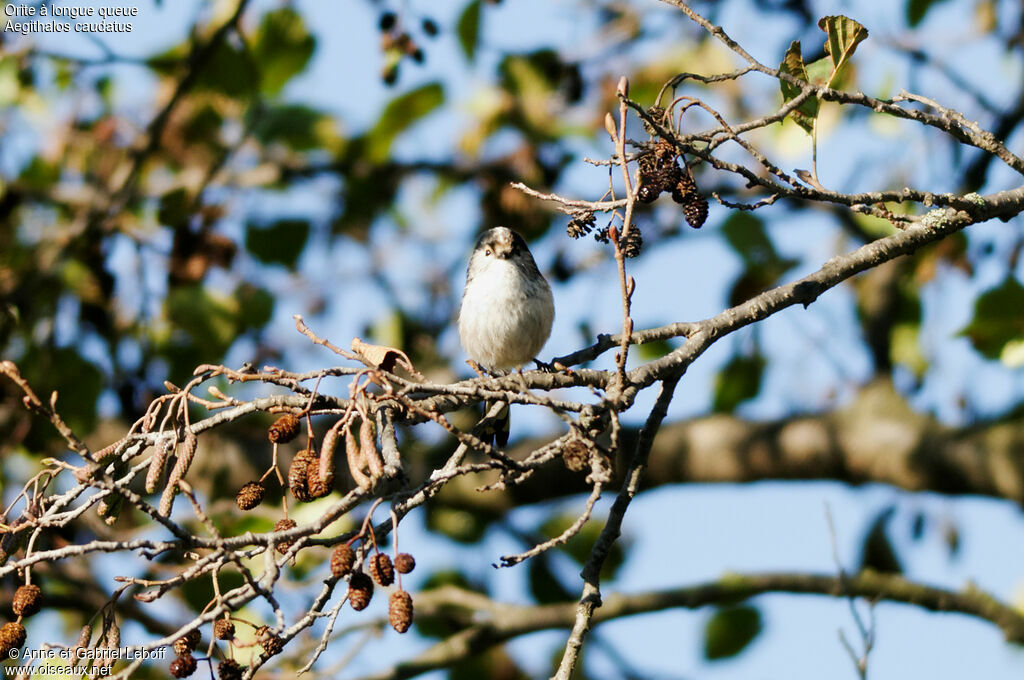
[[458, 227, 554, 447]]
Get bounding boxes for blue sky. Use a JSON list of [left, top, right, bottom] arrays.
[[6, 0, 1024, 677]]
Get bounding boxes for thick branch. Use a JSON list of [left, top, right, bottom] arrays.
[[355, 572, 1024, 680]]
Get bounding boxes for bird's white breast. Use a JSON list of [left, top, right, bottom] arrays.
[[459, 257, 554, 370]]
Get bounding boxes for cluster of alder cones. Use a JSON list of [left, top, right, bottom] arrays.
[[331, 543, 417, 633], [0, 583, 40, 658]]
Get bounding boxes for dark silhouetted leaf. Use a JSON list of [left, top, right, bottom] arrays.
[[245, 219, 310, 268], [456, 0, 482, 62], [704, 605, 763, 660], [366, 82, 445, 162], [859, 506, 902, 574], [713, 353, 766, 413], [779, 40, 819, 134], [252, 8, 316, 95], [907, 0, 949, 26], [959, 276, 1024, 360], [235, 284, 274, 331], [193, 41, 256, 98]]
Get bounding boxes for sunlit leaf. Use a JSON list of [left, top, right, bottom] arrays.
[[818, 15, 869, 76], [456, 0, 482, 62], [704, 605, 763, 660], [778, 40, 819, 134], [958, 276, 1024, 360], [366, 82, 445, 162], [252, 7, 316, 95]]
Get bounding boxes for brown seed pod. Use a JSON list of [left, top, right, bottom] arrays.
[[217, 659, 243, 680], [213, 618, 235, 641], [330, 544, 356, 578], [620, 227, 643, 258], [0, 622, 26, 657], [368, 553, 395, 587], [562, 439, 591, 472], [256, 626, 284, 656], [268, 413, 301, 443], [347, 572, 374, 611], [172, 628, 201, 655], [169, 653, 197, 678], [274, 519, 298, 555], [394, 553, 416, 574], [682, 193, 708, 229], [235, 481, 265, 511], [389, 590, 414, 633], [289, 448, 314, 502], [12, 584, 42, 617]]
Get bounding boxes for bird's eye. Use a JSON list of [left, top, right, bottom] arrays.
[[484, 248, 492, 256]]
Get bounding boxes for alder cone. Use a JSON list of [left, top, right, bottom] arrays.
[[368, 552, 395, 586], [274, 518, 298, 554], [331, 544, 356, 578], [257, 626, 284, 656], [0, 622, 26, 657], [12, 584, 41, 617], [683, 196, 708, 229], [389, 590, 414, 633], [217, 659, 243, 680], [394, 552, 416, 574], [169, 653, 197, 678], [235, 481, 265, 510], [214, 618, 235, 641], [348, 572, 374, 611], [289, 448, 314, 502], [173, 628, 201, 655], [268, 413, 300, 443], [562, 439, 590, 472]]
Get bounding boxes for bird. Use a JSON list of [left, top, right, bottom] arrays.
[[458, 227, 554, 447]]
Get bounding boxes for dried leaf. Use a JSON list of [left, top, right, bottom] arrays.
[[350, 337, 421, 378], [818, 15, 869, 75]]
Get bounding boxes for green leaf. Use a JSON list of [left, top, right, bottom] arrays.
[[456, 0, 482, 62], [907, 0, 949, 26], [366, 82, 445, 162], [193, 41, 256, 98], [158, 188, 190, 227], [251, 7, 316, 95], [20, 347, 103, 436], [778, 40, 819, 134], [245, 219, 310, 268], [712, 353, 765, 413], [958, 276, 1024, 359], [425, 506, 489, 543], [721, 213, 779, 267], [704, 605, 763, 660], [235, 284, 274, 331], [165, 284, 238, 358], [818, 15, 869, 75]]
